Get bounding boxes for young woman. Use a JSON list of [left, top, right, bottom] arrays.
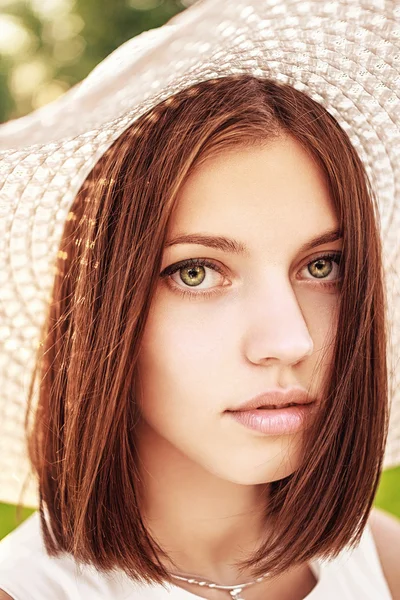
[[0, 73, 399, 600]]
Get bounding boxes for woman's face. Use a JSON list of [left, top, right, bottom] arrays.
[[136, 134, 342, 485]]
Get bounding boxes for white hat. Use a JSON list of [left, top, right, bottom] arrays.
[[1, 0, 399, 508]]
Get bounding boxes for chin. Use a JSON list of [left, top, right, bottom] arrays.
[[225, 465, 298, 486], [208, 442, 304, 486]]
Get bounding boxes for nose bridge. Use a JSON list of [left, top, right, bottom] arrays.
[[242, 272, 314, 366]]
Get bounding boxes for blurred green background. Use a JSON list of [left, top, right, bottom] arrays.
[[0, 0, 399, 539], [0, 0, 190, 123]]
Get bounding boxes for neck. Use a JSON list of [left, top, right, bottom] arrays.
[[136, 420, 270, 584]]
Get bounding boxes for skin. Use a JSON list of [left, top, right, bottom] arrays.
[[134, 134, 341, 598]]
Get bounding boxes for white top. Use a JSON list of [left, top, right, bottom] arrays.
[[0, 511, 393, 599]]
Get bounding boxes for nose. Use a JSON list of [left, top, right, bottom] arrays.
[[242, 275, 314, 367]]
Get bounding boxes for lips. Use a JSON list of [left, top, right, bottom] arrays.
[[256, 402, 299, 409], [228, 387, 313, 413], [228, 404, 314, 435]]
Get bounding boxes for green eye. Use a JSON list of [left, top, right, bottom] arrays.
[[160, 257, 225, 300], [308, 258, 334, 279], [180, 265, 206, 287]]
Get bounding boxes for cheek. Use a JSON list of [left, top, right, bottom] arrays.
[[300, 292, 339, 393], [136, 295, 227, 420], [298, 281, 339, 330], [135, 298, 233, 478]]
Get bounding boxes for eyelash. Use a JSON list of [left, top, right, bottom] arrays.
[[159, 252, 343, 300]]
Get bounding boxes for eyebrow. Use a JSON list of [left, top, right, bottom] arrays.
[[165, 228, 343, 256]]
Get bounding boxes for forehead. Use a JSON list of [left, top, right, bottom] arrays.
[[169, 136, 338, 256]]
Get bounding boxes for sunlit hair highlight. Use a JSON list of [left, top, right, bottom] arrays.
[[24, 74, 388, 585]]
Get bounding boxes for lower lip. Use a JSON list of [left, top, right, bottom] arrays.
[[226, 404, 314, 435]]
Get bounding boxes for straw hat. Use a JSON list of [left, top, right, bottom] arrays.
[[1, 0, 399, 509]]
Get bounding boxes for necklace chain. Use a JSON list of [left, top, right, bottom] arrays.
[[170, 571, 268, 599]]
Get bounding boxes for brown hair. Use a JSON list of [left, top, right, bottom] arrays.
[[24, 74, 389, 584]]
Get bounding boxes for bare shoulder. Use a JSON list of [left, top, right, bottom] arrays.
[[369, 506, 400, 600], [0, 591, 15, 600]]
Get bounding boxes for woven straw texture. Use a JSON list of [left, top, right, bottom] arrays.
[[0, 0, 399, 508]]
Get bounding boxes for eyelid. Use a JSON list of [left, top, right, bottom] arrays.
[[160, 257, 226, 278], [303, 247, 343, 262], [299, 248, 341, 266]]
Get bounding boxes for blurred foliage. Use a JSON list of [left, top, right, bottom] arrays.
[[0, 0, 191, 123], [0, 502, 35, 540], [375, 465, 400, 518]]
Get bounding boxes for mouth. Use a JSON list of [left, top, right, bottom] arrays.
[[253, 402, 309, 410], [225, 387, 316, 434], [226, 402, 315, 435], [229, 387, 314, 413]]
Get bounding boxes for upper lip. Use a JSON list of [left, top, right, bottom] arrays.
[[228, 387, 314, 411]]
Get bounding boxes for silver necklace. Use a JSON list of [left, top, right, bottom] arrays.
[[170, 571, 268, 599]]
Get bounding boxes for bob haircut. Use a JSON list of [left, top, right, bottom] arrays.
[[24, 74, 389, 585]]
